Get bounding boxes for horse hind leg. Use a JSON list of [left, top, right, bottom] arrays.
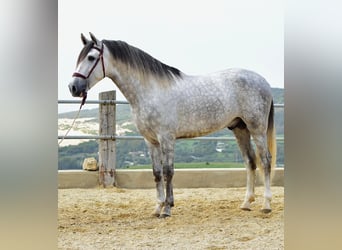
[[145, 140, 165, 217], [231, 125, 257, 211], [252, 133, 273, 213]]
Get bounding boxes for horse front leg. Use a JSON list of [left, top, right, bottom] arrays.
[[145, 141, 165, 217], [159, 137, 175, 218]]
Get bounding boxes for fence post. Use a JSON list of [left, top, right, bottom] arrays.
[[98, 91, 116, 187]]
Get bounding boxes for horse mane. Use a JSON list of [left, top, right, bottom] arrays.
[[102, 40, 183, 80]]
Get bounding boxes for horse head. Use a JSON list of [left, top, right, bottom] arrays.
[[68, 32, 106, 98]]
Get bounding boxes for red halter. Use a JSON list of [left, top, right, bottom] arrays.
[[72, 43, 105, 79]]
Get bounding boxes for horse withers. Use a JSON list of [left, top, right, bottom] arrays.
[[68, 33, 276, 217]]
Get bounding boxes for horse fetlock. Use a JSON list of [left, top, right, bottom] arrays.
[[264, 191, 272, 201], [154, 202, 164, 216], [240, 193, 256, 211], [248, 195, 255, 203], [161, 205, 172, 217]]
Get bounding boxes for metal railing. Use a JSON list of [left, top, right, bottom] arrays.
[[59, 99, 284, 108]]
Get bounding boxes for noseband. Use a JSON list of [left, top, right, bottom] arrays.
[[72, 43, 106, 79]]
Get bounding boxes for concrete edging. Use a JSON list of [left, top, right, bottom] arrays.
[[58, 168, 284, 189]]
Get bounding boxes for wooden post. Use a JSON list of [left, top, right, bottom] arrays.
[[98, 91, 116, 187]]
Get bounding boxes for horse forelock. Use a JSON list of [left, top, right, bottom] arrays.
[[102, 40, 182, 82], [76, 41, 95, 66]]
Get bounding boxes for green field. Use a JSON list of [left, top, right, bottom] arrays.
[[125, 162, 245, 169]]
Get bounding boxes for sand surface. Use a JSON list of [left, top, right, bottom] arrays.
[[58, 187, 283, 249]]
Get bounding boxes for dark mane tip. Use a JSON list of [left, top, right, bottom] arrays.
[[102, 40, 182, 80]]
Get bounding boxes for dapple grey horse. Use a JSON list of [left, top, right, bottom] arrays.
[[68, 33, 277, 217]]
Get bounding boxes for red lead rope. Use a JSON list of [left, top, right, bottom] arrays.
[[81, 92, 87, 107]]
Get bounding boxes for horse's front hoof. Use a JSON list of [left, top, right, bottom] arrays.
[[261, 208, 272, 214], [261, 199, 272, 213], [159, 213, 171, 218]]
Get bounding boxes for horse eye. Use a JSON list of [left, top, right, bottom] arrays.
[[88, 55, 95, 62]]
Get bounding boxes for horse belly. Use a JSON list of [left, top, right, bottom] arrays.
[[176, 101, 233, 139]]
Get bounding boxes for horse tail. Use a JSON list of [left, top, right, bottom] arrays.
[[255, 100, 277, 179], [267, 100, 277, 175]]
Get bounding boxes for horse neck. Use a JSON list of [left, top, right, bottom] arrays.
[[105, 58, 147, 107], [105, 53, 174, 108]]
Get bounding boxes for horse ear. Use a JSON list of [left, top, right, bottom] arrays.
[[89, 32, 100, 45], [81, 33, 89, 45]]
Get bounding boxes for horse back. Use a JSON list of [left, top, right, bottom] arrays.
[[133, 68, 273, 141]]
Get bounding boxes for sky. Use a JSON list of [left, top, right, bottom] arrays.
[[58, 0, 283, 113]]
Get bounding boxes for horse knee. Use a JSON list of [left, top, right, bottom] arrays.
[[166, 167, 174, 177], [163, 166, 174, 182], [153, 169, 162, 182]]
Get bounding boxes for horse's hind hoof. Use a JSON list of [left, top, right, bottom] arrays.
[[240, 207, 252, 211], [261, 208, 272, 214], [240, 203, 252, 211]]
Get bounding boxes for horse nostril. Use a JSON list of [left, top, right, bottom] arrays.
[[69, 83, 77, 95]]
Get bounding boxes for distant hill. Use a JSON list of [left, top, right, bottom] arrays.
[[58, 104, 132, 125]]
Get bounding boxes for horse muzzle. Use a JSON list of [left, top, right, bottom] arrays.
[[68, 79, 87, 97]]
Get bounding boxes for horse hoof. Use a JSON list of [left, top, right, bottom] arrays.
[[240, 201, 252, 211], [159, 213, 171, 218], [261, 208, 272, 214], [240, 207, 252, 211]]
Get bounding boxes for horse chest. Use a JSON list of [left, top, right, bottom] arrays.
[[132, 106, 171, 142]]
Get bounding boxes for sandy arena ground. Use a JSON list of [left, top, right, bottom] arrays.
[[58, 187, 284, 249]]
